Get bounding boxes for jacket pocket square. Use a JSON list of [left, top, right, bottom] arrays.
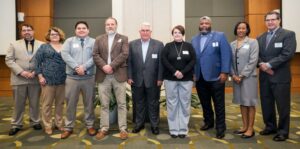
[[117, 39, 122, 42]]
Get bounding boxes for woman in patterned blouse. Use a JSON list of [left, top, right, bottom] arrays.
[[35, 27, 66, 135]]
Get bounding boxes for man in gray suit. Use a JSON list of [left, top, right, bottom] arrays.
[[128, 22, 164, 135], [257, 11, 297, 141], [5, 24, 43, 135]]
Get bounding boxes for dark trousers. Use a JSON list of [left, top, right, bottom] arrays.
[[260, 78, 291, 137], [132, 82, 160, 128], [196, 75, 226, 132]]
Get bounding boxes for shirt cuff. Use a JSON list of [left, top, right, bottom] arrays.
[[266, 63, 272, 68]]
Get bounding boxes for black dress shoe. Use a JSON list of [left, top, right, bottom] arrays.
[[233, 130, 246, 135], [241, 132, 255, 139], [259, 129, 276, 135], [200, 124, 214, 131], [178, 134, 186, 138], [170, 134, 178, 138], [33, 124, 42, 130], [273, 134, 287, 142], [8, 128, 21, 136], [131, 126, 145, 133], [151, 127, 159, 135], [216, 131, 225, 139]]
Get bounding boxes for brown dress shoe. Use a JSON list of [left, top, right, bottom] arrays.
[[87, 128, 97, 136], [120, 131, 128, 140], [95, 130, 108, 140], [61, 130, 73, 139]]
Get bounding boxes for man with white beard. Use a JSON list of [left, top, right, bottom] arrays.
[[93, 17, 129, 140]]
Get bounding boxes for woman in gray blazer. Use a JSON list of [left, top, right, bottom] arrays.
[[230, 22, 258, 138]]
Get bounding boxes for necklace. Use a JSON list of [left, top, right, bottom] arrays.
[[174, 42, 183, 60]]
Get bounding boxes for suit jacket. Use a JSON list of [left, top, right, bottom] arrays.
[[5, 39, 43, 85], [230, 37, 259, 77], [93, 33, 129, 82], [257, 28, 296, 83], [191, 31, 232, 81], [127, 38, 164, 88]]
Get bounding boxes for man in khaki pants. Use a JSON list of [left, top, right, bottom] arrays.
[[5, 24, 43, 135], [93, 17, 129, 140]]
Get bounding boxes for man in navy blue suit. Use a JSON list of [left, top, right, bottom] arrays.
[[191, 16, 232, 139]]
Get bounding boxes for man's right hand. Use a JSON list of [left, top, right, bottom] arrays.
[[102, 65, 113, 74], [20, 71, 31, 79], [127, 79, 134, 85]]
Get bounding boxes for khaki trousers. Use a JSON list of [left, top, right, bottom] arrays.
[[41, 85, 65, 129], [98, 75, 127, 131]]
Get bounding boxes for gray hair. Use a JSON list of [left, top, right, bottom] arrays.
[[199, 16, 212, 23], [140, 22, 152, 30]]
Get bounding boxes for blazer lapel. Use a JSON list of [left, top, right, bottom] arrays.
[[110, 33, 120, 54], [201, 32, 214, 53], [135, 40, 144, 64], [144, 39, 153, 64], [102, 35, 109, 55], [267, 28, 282, 51]]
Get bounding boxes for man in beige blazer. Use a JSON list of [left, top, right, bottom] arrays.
[[5, 24, 43, 135], [93, 17, 129, 140]]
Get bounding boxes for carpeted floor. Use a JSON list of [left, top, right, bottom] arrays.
[[0, 93, 299, 149]]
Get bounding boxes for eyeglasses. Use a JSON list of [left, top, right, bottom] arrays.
[[50, 33, 59, 36], [141, 29, 151, 32], [265, 18, 278, 22], [22, 29, 33, 32]]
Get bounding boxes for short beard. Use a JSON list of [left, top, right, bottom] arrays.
[[199, 27, 211, 35], [106, 30, 116, 35]]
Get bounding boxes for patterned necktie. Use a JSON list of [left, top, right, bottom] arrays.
[[27, 41, 33, 55]]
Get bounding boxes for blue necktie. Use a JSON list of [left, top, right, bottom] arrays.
[[266, 31, 273, 48]]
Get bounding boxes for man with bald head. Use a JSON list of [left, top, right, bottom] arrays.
[[128, 22, 164, 135], [191, 16, 231, 139], [93, 17, 129, 140]]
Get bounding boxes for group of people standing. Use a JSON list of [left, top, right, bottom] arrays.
[[5, 11, 296, 142]]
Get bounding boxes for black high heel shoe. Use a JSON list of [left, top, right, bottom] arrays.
[[233, 130, 246, 135], [241, 132, 255, 139]]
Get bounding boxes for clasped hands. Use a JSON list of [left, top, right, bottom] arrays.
[[174, 70, 183, 79], [75, 65, 86, 75], [20, 71, 35, 79], [102, 65, 113, 74], [259, 63, 274, 75]]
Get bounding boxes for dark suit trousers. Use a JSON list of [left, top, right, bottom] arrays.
[[196, 75, 226, 132], [260, 78, 291, 137], [132, 82, 160, 127]]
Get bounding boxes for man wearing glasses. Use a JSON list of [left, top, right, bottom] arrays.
[[5, 24, 44, 135], [257, 11, 297, 141]]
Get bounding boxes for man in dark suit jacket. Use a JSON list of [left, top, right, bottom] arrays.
[[127, 22, 164, 135], [191, 16, 232, 139], [93, 17, 129, 140], [257, 11, 296, 142]]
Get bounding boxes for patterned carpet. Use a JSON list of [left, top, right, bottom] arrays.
[[0, 93, 299, 149]]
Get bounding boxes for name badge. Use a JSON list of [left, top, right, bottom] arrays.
[[243, 44, 250, 49], [73, 43, 80, 48], [182, 51, 189, 55], [152, 54, 158, 59], [212, 42, 219, 47], [274, 42, 283, 48]]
